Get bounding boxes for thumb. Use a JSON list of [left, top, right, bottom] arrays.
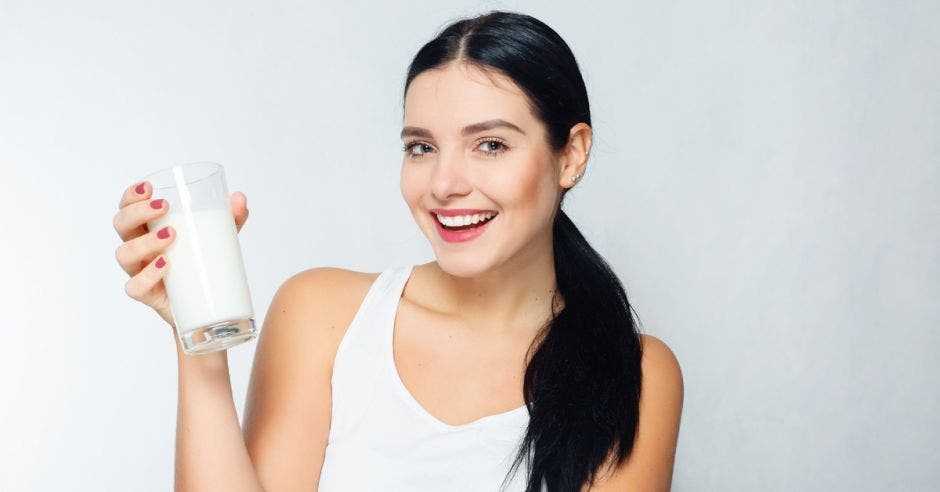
[[230, 191, 249, 231]]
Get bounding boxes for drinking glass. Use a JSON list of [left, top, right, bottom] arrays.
[[142, 162, 256, 355]]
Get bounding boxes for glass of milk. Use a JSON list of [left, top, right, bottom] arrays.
[[142, 162, 256, 355]]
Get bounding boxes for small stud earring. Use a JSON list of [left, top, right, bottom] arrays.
[[569, 172, 581, 183]]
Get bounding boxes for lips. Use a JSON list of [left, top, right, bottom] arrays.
[[428, 210, 497, 230], [430, 211, 497, 243]]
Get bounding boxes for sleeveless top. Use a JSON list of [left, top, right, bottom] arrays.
[[317, 264, 534, 492]]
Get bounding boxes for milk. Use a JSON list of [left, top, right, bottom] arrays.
[[147, 205, 254, 335]]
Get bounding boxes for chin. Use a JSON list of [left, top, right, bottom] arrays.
[[432, 254, 494, 279]]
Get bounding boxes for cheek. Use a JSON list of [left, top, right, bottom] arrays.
[[400, 164, 424, 210], [498, 158, 557, 221]]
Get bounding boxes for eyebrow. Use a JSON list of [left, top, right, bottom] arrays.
[[400, 119, 526, 140]]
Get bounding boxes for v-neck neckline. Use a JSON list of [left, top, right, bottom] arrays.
[[385, 264, 529, 432]]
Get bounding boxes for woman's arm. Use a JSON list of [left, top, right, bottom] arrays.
[[174, 267, 351, 491], [174, 337, 265, 491], [241, 267, 362, 490]]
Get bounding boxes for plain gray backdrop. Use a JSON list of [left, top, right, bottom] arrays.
[[1, 0, 937, 490]]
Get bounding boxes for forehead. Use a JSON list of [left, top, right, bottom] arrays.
[[403, 63, 535, 130]]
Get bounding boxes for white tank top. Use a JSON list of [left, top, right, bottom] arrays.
[[317, 264, 533, 491]]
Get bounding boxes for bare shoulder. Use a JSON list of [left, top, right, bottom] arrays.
[[585, 333, 684, 491], [637, 333, 684, 436], [282, 265, 379, 303], [266, 266, 380, 362], [285, 265, 379, 306], [639, 333, 684, 390], [241, 266, 380, 490]]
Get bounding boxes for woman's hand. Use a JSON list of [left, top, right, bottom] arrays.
[[113, 180, 250, 328]]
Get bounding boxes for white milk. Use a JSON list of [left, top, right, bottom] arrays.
[[147, 205, 254, 334]]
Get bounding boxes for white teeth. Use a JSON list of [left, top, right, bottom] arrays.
[[435, 212, 496, 227]]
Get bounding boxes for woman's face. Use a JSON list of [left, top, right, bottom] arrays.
[[400, 62, 564, 275]]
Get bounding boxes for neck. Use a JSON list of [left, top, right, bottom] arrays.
[[423, 247, 561, 337]]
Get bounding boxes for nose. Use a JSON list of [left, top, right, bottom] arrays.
[[429, 148, 473, 201]]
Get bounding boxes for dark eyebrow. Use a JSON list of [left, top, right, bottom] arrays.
[[400, 119, 526, 140]]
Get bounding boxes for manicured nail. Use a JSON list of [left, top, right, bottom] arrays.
[[150, 199, 164, 209], [157, 226, 170, 239], [155, 256, 166, 268], [135, 182, 146, 194]]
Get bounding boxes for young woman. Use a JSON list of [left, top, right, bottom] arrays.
[[113, 10, 682, 492]]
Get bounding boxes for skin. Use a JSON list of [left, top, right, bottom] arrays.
[[113, 61, 682, 491], [398, 62, 577, 334]]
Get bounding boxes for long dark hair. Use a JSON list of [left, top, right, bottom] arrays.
[[402, 11, 644, 491]]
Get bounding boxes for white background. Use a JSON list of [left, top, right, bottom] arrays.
[[1, 1, 937, 490]]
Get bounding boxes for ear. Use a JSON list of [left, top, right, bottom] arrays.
[[558, 122, 592, 189]]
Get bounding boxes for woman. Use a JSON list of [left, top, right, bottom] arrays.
[[113, 10, 682, 491]]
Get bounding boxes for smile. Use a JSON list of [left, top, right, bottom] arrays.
[[430, 211, 498, 243]]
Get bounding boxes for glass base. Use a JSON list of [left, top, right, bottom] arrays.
[[179, 318, 256, 355]]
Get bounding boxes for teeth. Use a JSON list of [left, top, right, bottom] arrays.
[[435, 212, 496, 227]]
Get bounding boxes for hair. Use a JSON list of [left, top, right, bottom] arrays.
[[402, 10, 645, 492]]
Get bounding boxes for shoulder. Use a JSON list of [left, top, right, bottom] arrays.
[[637, 333, 684, 439], [639, 333, 684, 393], [584, 333, 684, 491], [270, 266, 379, 324], [242, 266, 381, 488], [280, 266, 379, 298], [260, 266, 381, 372], [275, 266, 380, 315]]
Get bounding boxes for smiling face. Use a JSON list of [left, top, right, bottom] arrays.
[[400, 62, 566, 276]]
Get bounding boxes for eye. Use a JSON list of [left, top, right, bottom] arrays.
[[401, 138, 510, 159], [477, 138, 509, 157], [402, 140, 433, 158]]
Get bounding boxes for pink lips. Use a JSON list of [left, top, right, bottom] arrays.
[[430, 210, 497, 243]]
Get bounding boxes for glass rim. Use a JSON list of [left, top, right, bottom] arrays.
[[141, 161, 223, 190]]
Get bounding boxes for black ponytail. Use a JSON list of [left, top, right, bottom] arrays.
[[403, 11, 644, 491]]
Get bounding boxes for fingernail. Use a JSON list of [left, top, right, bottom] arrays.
[[155, 256, 166, 268], [157, 226, 170, 239], [150, 199, 164, 209], [135, 182, 146, 194]]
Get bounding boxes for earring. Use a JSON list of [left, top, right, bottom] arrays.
[[569, 150, 589, 184]]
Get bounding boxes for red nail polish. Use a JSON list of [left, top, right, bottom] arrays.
[[156, 257, 166, 268], [157, 226, 170, 239], [150, 199, 163, 209], [135, 183, 146, 194]]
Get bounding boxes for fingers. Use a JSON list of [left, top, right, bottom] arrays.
[[117, 183, 249, 239], [114, 180, 152, 243], [113, 193, 170, 243], [124, 253, 170, 303], [119, 180, 150, 209], [230, 191, 249, 232], [115, 223, 176, 276]]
